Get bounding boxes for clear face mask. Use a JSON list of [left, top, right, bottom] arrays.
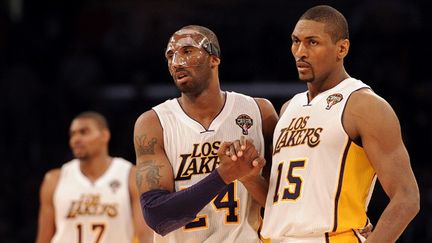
[[165, 29, 218, 67]]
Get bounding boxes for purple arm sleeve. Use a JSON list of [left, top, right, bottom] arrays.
[[139, 170, 228, 236]]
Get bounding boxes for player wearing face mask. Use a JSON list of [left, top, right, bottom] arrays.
[[133, 25, 278, 243]]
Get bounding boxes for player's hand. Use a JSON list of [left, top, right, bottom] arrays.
[[358, 223, 373, 239], [217, 136, 260, 184], [229, 136, 264, 167], [224, 136, 249, 161], [238, 156, 265, 183]]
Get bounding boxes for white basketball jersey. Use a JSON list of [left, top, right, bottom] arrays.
[[261, 78, 376, 243], [52, 158, 134, 243], [152, 91, 264, 243]]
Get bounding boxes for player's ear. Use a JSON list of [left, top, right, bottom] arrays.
[[210, 55, 220, 67], [336, 39, 349, 61], [102, 129, 111, 143]]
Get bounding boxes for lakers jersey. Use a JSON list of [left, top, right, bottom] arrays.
[[152, 91, 264, 243], [52, 158, 134, 243], [261, 78, 376, 243]]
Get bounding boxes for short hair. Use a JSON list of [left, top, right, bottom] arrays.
[[74, 111, 109, 130], [300, 5, 349, 43], [181, 25, 221, 57]]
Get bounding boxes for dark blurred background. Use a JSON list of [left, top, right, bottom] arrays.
[[1, 0, 431, 242]]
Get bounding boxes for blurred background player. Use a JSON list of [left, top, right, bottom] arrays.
[[36, 111, 153, 243]]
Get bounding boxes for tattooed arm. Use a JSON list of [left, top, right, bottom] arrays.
[[134, 110, 228, 236], [128, 166, 154, 243], [134, 110, 174, 194]]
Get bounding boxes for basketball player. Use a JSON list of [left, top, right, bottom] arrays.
[[133, 25, 278, 242], [36, 111, 153, 243], [260, 5, 419, 243]]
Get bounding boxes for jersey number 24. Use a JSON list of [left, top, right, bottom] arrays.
[[184, 182, 239, 230]]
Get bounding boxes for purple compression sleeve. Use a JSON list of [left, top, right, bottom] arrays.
[[140, 170, 227, 236]]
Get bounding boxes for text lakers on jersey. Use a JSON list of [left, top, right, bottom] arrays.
[[273, 116, 323, 154], [66, 194, 118, 218], [175, 141, 221, 181]]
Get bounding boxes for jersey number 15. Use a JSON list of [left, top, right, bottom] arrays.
[[272, 159, 306, 203]]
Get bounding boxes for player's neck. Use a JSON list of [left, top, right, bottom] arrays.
[[79, 155, 112, 183], [307, 70, 349, 100], [179, 88, 226, 129]]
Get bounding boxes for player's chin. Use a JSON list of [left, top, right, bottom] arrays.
[[298, 74, 314, 83], [73, 151, 87, 160], [177, 83, 196, 94]]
